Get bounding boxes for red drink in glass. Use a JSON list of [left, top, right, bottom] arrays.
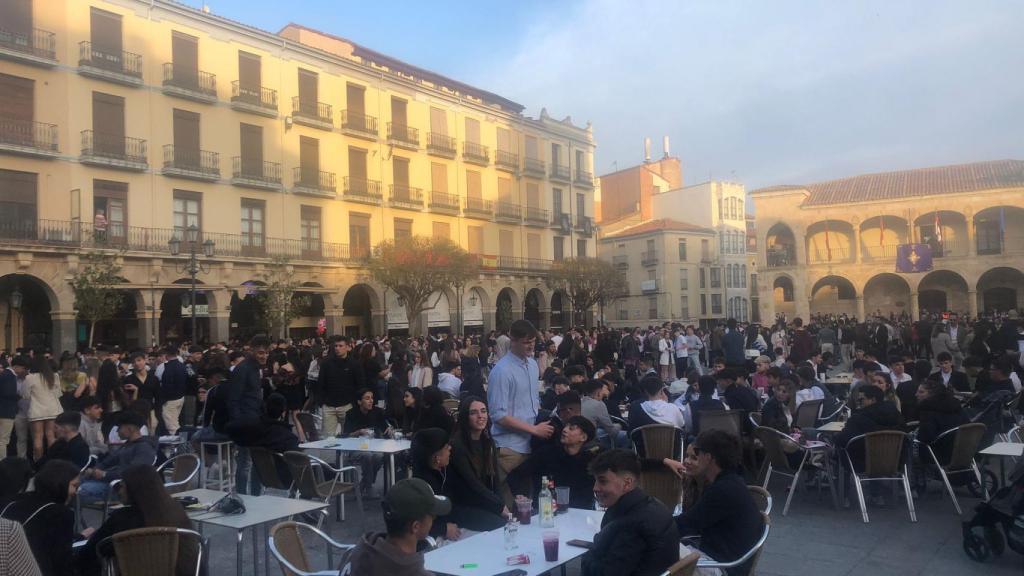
[[543, 530, 559, 561]]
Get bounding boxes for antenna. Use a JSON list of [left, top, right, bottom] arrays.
[[663, 136, 670, 158], [643, 137, 651, 163]]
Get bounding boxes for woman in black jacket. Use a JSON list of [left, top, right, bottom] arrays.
[[400, 388, 422, 432], [410, 428, 461, 541], [1, 460, 81, 576], [915, 379, 968, 463], [416, 386, 454, 435], [447, 397, 507, 530]]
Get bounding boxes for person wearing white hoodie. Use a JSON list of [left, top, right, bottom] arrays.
[[437, 363, 463, 397], [628, 375, 687, 432]]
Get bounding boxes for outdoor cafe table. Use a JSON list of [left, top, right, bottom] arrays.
[[301, 437, 412, 519], [425, 508, 604, 576], [175, 488, 327, 576], [979, 442, 1024, 489]]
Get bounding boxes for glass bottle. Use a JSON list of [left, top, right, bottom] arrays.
[[539, 475, 555, 527]]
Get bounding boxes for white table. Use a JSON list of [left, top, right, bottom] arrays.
[[301, 437, 412, 521], [817, 421, 846, 433], [980, 442, 1024, 488], [425, 508, 604, 576], [176, 488, 327, 576]]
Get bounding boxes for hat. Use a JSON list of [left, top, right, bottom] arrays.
[[755, 355, 771, 365], [668, 378, 689, 395], [385, 478, 451, 523]]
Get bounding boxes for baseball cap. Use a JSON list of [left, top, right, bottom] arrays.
[[384, 478, 451, 523]]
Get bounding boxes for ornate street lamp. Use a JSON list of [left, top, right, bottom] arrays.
[[10, 287, 23, 310], [168, 224, 214, 343]]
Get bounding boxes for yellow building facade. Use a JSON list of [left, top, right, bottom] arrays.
[[0, 0, 597, 352], [750, 160, 1024, 323]]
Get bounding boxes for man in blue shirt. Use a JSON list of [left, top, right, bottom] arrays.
[[487, 319, 553, 506]]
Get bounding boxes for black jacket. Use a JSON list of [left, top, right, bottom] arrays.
[[689, 397, 726, 437], [760, 397, 791, 433], [226, 358, 263, 423], [1, 493, 76, 576], [506, 442, 598, 509], [460, 356, 485, 400], [448, 435, 504, 516], [916, 393, 968, 463], [0, 368, 19, 419], [582, 488, 679, 576], [626, 399, 657, 432], [316, 355, 363, 408], [160, 358, 187, 402], [416, 405, 453, 435], [342, 406, 389, 437], [928, 370, 970, 393], [676, 471, 763, 566], [835, 400, 903, 469], [76, 506, 145, 576], [40, 434, 91, 469], [724, 384, 760, 433], [411, 465, 455, 538], [530, 410, 564, 452]]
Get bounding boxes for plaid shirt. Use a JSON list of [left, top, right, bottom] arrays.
[[0, 518, 42, 576]]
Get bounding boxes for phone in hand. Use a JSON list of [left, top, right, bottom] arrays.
[[566, 539, 593, 549]]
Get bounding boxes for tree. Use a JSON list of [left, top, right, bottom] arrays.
[[254, 257, 309, 339], [366, 236, 479, 336], [70, 251, 124, 347], [545, 257, 628, 327]]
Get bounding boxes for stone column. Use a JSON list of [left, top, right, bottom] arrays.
[[208, 312, 230, 344], [856, 295, 865, 320], [137, 288, 163, 348], [966, 210, 977, 257], [51, 311, 77, 353], [853, 226, 862, 264], [371, 311, 386, 336], [483, 308, 496, 333], [325, 306, 344, 337], [910, 292, 920, 321], [538, 306, 551, 331], [968, 290, 979, 319]]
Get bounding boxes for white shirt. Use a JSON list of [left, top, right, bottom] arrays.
[[894, 372, 913, 384], [795, 386, 824, 407], [437, 372, 462, 397], [674, 335, 688, 358]]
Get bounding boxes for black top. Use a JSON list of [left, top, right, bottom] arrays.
[[416, 405, 454, 435], [39, 434, 91, 469], [316, 355, 364, 408], [160, 358, 188, 401], [916, 393, 968, 463], [342, 405, 389, 437], [0, 368, 18, 419], [1, 493, 76, 576], [76, 506, 145, 576], [226, 359, 264, 423], [122, 371, 160, 405], [582, 488, 680, 576], [760, 397, 791, 433], [724, 384, 760, 433], [460, 356, 485, 399], [448, 435, 504, 515], [689, 397, 727, 437], [506, 442, 598, 509], [675, 471, 763, 565]]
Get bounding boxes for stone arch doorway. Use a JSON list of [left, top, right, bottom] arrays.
[[765, 223, 797, 267], [977, 267, 1024, 314], [0, 274, 55, 351], [162, 279, 213, 344], [810, 275, 856, 317], [863, 273, 911, 318], [524, 288, 543, 329], [342, 284, 378, 338], [772, 275, 796, 318], [496, 288, 519, 332], [917, 270, 969, 316]]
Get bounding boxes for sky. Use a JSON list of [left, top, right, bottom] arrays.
[[190, 0, 1024, 190]]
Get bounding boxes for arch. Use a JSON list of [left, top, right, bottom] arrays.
[[765, 222, 797, 267], [426, 290, 452, 334], [860, 215, 909, 261], [461, 286, 487, 335], [973, 206, 1024, 255], [0, 274, 56, 351], [550, 290, 567, 330], [917, 270, 969, 316], [343, 283, 380, 338], [863, 273, 911, 318], [977, 267, 1024, 314], [92, 288, 140, 348], [496, 287, 519, 332], [810, 275, 857, 317], [161, 285, 213, 344], [772, 275, 796, 318], [524, 288, 543, 329], [914, 210, 968, 258], [805, 220, 855, 264]]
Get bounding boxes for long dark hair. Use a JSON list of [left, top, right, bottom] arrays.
[[32, 460, 79, 504], [96, 361, 125, 413], [32, 354, 56, 389], [455, 396, 495, 476], [402, 387, 422, 430], [119, 465, 190, 529]]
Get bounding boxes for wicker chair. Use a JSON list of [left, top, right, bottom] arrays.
[[98, 527, 205, 576], [920, 422, 987, 514], [696, 512, 771, 575], [250, 446, 294, 495], [631, 424, 684, 461], [442, 398, 460, 414], [295, 412, 322, 442], [747, 485, 773, 515], [659, 551, 701, 576], [640, 466, 682, 512], [75, 478, 123, 525], [793, 399, 823, 429], [755, 426, 836, 515], [282, 451, 363, 529], [156, 453, 201, 494], [268, 521, 354, 576], [699, 410, 743, 438], [844, 430, 916, 523]]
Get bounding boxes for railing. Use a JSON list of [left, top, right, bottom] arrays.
[[551, 212, 571, 229], [930, 238, 964, 258], [524, 207, 549, 223], [292, 97, 332, 124], [162, 145, 219, 177], [232, 81, 277, 110], [387, 123, 419, 147], [232, 157, 282, 185], [292, 167, 336, 192], [613, 254, 629, 269], [463, 141, 490, 164], [0, 27, 56, 60], [464, 196, 493, 215], [641, 250, 659, 266], [344, 176, 383, 200], [807, 245, 853, 264], [0, 219, 352, 262], [574, 168, 593, 185], [341, 111, 378, 136], [389, 185, 423, 207], [765, 248, 796, 268], [496, 202, 521, 220], [523, 157, 546, 176], [496, 150, 519, 171], [427, 132, 456, 156], [473, 254, 553, 273], [162, 63, 217, 97], [0, 119, 58, 152], [550, 164, 571, 181], [81, 131, 146, 163], [78, 42, 142, 77], [861, 243, 899, 262], [429, 191, 460, 210]]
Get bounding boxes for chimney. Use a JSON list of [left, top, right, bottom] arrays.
[[663, 136, 670, 158], [643, 137, 651, 163]]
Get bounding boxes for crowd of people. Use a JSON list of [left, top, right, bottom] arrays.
[[0, 306, 1021, 575]]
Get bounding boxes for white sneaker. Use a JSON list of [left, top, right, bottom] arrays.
[[207, 462, 220, 480]]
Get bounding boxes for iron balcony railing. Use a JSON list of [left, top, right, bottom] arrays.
[[162, 145, 220, 177], [387, 123, 419, 147], [81, 131, 146, 163], [550, 164, 571, 181], [613, 255, 629, 269], [341, 111, 378, 137], [0, 119, 58, 152], [232, 81, 278, 110], [462, 141, 490, 164], [464, 197, 494, 215], [0, 27, 56, 60], [860, 243, 899, 262], [479, 255, 553, 273], [523, 157, 546, 177], [0, 219, 352, 262], [496, 150, 519, 171], [525, 207, 550, 223], [292, 97, 333, 125], [807, 245, 853, 264], [427, 132, 457, 156], [641, 250, 659, 266], [233, 157, 282, 185], [344, 176, 383, 200], [162, 63, 217, 97], [78, 42, 142, 77], [496, 202, 522, 220], [574, 168, 593, 185], [389, 185, 423, 207], [429, 191, 460, 211], [766, 247, 796, 268], [292, 167, 336, 192]]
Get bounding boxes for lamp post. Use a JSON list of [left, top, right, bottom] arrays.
[[168, 225, 214, 344]]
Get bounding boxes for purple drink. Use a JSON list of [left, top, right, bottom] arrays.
[[515, 500, 533, 525], [543, 530, 559, 562]]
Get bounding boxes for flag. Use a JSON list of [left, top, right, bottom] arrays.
[[879, 216, 885, 247], [1000, 207, 1006, 250], [896, 243, 933, 273], [934, 212, 942, 244], [824, 220, 832, 261]]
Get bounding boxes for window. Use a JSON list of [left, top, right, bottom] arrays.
[[527, 233, 541, 260], [728, 298, 734, 319], [496, 127, 512, 153], [726, 264, 733, 288], [393, 156, 410, 193], [171, 31, 199, 85], [575, 149, 585, 172], [497, 176, 512, 204], [464, 117, 481, 144], [577, 239, 587, 257], [172, 108, 200, 165], [701, 239, 710, 260], [431, 162, 447, 193], [681, 296, 689, 319], [526, 182, 540, 209], [699, 268, 706, 289], [347, 146, 367, 184], [300, 205, 321, 256], [647, 269, 656, 281], [297, 69, 318, 112], [553, 236, 565, 260], [394, 218, 412, 240], [680, 269, 688, 290], [700, 294, 707, 315], [499, 229, 514, 257], [466, 170, 482, 199], [618, 308, 629, 321], [93, 180, 127, 240], [552, 188, 563, 216], [237, 51, 261, 92], [346, 83, 366, 118], [90, 8, 124, 72], [710, 267, 721, 288], [678, 239, 687, 261], [430, 107, 447, 135], [741, 264, 747, 288], [349, 212, 371, 258], [432, 221, 450, 240], [0, 169, 37, 230], [172, 190, 201, 237], [551, 143, 562, 167], [239, 123, 263, 177], [711, 294, 723, 314], [391, 96, 408, 128], [298, 136, 321, 185], [525, 135, 539, 159], [467, 225, 484, 254], [92, 91, 125, 156], [240, 199, 265, 254], [576, 192, 586, 222], [648, 297, 658, 320], [0, 73, 33, 123], [977, 220, 1002, 254]]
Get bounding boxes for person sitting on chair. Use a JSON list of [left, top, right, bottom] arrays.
[[508, 415, 600, 509], [77, 411, 158, 504], [928, 352, 969, 392], [37, 412, 90, 469], [627, 375, 686, 431]]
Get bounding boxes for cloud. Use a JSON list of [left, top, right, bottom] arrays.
[[472, 0, 1024, 189]]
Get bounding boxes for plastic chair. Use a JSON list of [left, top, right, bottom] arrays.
[[696, 512, 771, 575], [282, 451, 363, 529], [249, 446, 294, 494], [156, 453, 201, 494], [659, 551, 701, 576], [844, 431, 916, 523], [793, 399, 823, 429], [920, 422, 987, 514], [295, 412, 322, 442], [98, 527, 205, 576], [755, 426, 836, 515], [747, 485, 773, 515], [699, 410, 743, 438], [269, 521, 354, 576], [630, 424, 684, 461]]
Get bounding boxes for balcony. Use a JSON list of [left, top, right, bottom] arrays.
[[389, 185, 423, 210], [496, 150, 519, 173], [523, 157, 546, 178], [766, 247, 796, 268], [427, 132, 457, 158], [860, 243, 899, 262], [292, 97, 333, 130], [495, 202, 522, 223], [550, 164, 571, 183], [0, 119, 59, 158], [464, 197, 494, 219], [613, 255, 629, 270], [78, 42, 143, 87], [574, 168, 594, 188], [231, 157, 282, 190], [475, 254, 553, 275], [341, 111, 378, 140], [80, 131, 147, 171], [231, 82, 278, 117], [641, 250, 659, 266], [551, 212, 572, 233], [0, 218, 354, 263], [344, 176, 383, 205], [162, 63, 217, 103], [0, 27, 56, 67], [931, 238, 966, 259], [161, 145, 219, 181], [387, 123, 419, 150], [524, 207, 550, 227], [641, 279, 659, 293], [291, 167, 336, 197], [462, 142, 490, 166], [807, 245, 853, 265], [429, 191, 460, 214], [576, 215, 594, 236]]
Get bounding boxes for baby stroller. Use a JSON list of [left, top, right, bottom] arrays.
[[962, 458, 1024, 562]]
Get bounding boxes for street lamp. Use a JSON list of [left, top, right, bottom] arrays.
[[168, 224, 214, 344], [10, 287, 23, 310]]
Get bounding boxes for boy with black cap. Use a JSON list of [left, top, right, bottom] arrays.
[[339, 477, 450, 576]]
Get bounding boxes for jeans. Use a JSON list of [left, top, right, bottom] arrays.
[[235, 446, 264, 495], [0, 419, 13, 456], [78, 479, 113, 504], [674, 356, 689, 379], [597, 428, 632, 450], [349, 452, 382, 491]]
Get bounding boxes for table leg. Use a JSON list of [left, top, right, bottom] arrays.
[[236, 529, 243, 576], [388, 453, 396, 491], [252, 524, 259, 575], [263, 522, 269, 576]]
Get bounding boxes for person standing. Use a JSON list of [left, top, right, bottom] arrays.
[[316, 336, 363, 437], [158, 346, 187, 435], [25, 355, 63, 460], [225, 338, 267, 495], [0, 357, 29, 455], [487, 319, 553, 507]]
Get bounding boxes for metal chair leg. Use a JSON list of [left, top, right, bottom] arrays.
[[761, 464, 773, 490], [971, 462, 988, 500], [936, 466, 962, 515], [852, 474, 869, 523], [783, 470, 800, 516], [902, 467, 917, 523]]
